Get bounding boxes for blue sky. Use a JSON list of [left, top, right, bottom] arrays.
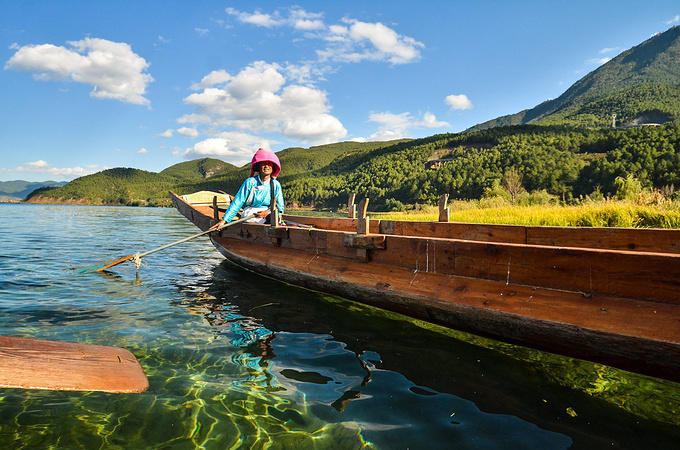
[[1, 1, 679, 182]]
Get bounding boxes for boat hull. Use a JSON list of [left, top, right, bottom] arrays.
[[171, 191, 680, 382]]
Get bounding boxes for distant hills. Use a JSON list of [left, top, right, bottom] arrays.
[[469, 26, 680, 131], [0, 180, 66, 202]]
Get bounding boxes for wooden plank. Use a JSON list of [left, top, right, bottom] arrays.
[[526, 226, 680, 254], [369, 235, 680, 305], [0, 336, 148, 393], [344, 234, 386, 249]]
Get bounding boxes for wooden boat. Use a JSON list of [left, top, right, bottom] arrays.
[[170, 190, 680, 382], [0, 336, 149, 393]]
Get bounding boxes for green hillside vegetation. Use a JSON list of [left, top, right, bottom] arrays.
[[26, 123, 680, 215], [278, 124, 680, 209], [470, 26, 680, 130], [27, 168, 178, 206], [160, 158, 237, 180], [24, 141, 405, 206]]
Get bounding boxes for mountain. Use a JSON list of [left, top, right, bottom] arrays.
[[469, 26, 680, 131], [25, 168, 178, 206], [160, 158, 237, 180], [0, 180, 66, 202]]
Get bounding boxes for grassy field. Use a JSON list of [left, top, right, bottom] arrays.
[[368, 200, 680, 228]]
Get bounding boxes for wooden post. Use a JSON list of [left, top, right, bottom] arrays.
[[270, 178, 281, 227], [348, 193, 357, 219], [357, 198, 370, 235], [438, 194, 450, 222], [213, 196, 220, 221], [356, 198, 370, 261]]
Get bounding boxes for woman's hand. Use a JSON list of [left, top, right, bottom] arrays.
[[255, 210, 271, 219], [209, 219, 226, 231]]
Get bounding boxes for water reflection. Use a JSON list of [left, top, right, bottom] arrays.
[[171, 260, 680, 449]]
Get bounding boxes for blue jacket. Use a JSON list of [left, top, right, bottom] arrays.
[[222, 176, 284, 222]]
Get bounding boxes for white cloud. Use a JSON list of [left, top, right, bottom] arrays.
[[227, 6, 324, 30], [184, 132, 280, 165], [138, 147, 148, 154], [195, 28, 209, 36], [318, 19, 423, 65], [666, 15, 680, 25], [159, 129, 174, 138], [416, 112, 449, 128], [177, 113, 211, 124], [183, 61, 347, 144], [281, 114, 347, 143], [289, 8, 325, 30], [599, 47, 619, 54], [5, 38, 153, 105], [177, 127, 199, 137], [445, 94, 473, 110], [11, 160, 99, 179], [155, 35, 171, 46], [587, 57, 611, 66], [226, 7, 284, 28], [226, 7, 422, 65], [367, 111, 447, 140], [190, 69, 232, 90]]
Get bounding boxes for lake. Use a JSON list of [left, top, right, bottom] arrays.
[[1, 204, 679, 448]]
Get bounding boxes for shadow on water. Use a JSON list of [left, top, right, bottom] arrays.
[[177, 260, 680, 449]]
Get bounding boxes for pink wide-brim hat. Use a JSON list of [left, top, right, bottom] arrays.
[[250, 148, 281, 178]]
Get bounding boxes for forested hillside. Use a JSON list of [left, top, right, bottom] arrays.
[[27, 168, 179, 206], [159, 158, 237, 180], [25, 124, 680, 210], [280, 124, 680, 209], [470, 26, 680, 130]]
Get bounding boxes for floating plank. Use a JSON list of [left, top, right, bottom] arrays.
[[0, 336, 149, 393]]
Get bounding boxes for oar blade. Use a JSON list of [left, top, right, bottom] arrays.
[[75, 254, 135, 274], [0, 335, 148, 393]]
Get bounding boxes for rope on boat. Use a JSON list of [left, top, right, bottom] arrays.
[[134, 252, 142, 270]]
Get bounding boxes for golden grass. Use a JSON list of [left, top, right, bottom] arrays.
[[371, 201, 680, 228]]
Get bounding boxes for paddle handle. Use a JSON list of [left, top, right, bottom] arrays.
[[137, 213, 257, 258]]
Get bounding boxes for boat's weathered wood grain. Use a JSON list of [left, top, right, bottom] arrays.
[[0, 336, 149, 393]]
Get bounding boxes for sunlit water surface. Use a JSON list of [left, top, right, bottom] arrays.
[[0, 204, 679, 449]]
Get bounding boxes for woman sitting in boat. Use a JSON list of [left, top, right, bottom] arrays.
[[210, 148, 284, 228]]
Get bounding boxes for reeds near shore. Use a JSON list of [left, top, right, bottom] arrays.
[[372, 200, 680, 228]]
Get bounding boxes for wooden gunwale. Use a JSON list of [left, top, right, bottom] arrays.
[[283, 214, 680, 254], [169, 191, 680, 381]]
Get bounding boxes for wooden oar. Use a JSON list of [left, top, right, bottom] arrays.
[[76, 214, 257, 273], [0, 335, 148, 393]]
